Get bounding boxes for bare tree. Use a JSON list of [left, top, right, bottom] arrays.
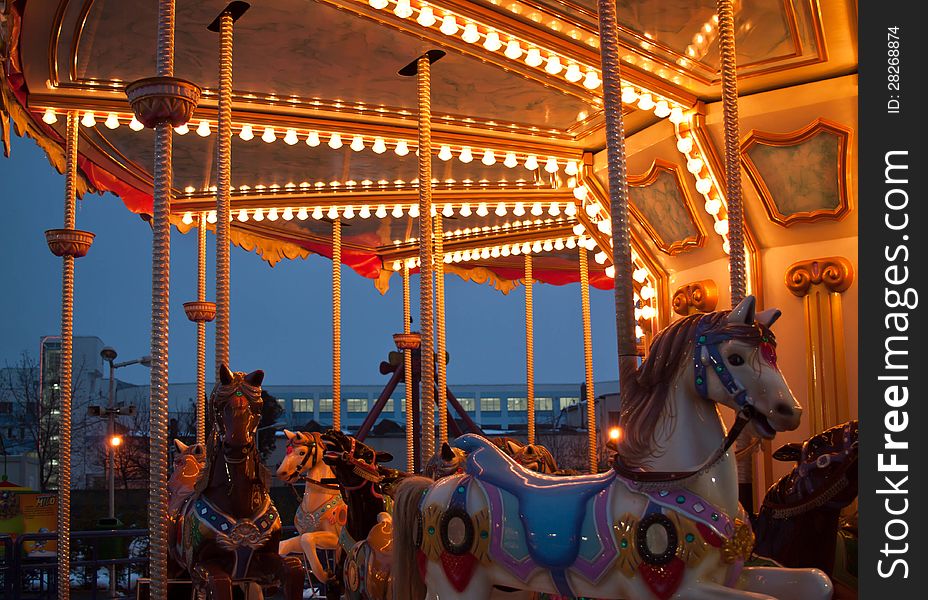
[[91, 400, 151, 490]]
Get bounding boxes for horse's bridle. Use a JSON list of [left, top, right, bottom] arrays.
[[286, 436, 341, 491]]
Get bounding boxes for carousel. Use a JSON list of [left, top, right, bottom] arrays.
[[1, 0, 858, 598]]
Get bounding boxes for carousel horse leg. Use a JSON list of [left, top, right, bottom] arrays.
[[738, 566, 834, 600], [251, 552, 305, 600], [191, 561, 234, 600], [298, 531, 339, 583]]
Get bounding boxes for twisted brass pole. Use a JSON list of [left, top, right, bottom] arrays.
[[56, 110, 79, 600], [524, 254, 535, 444], [196, 213, 207, 445], [403, 264, 414, 470], [595, 0, 637, 383], [215, 10, 233, 373], [580, 248, 597, 473], [332, 218, 342, 432], [417, 53, 436, 464], [149, 1, 176, 596], [435, 214, 448, 444]]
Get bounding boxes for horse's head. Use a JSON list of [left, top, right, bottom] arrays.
[[491, 437, 524, 458], [277, 429, 325, 484], [512, 443, 559, 474], [321, 429, 393, 489], [211, 365, 264, 462], [425, 442, 467, 480], [170, 439, 206, 492], [693, 296, 801, 439]]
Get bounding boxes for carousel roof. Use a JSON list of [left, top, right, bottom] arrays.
[[1, 0, 858, 330]]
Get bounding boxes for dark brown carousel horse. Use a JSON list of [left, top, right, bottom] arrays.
[[169, 366, 304, 600], [753, 420, 859, 578], [320, 429, 402, 600]]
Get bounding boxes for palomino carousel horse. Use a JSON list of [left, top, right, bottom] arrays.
[[754, 420, 859, 579], [393, 296, 833, 600], [169, 439, 207, 515], [277, 429, 346, 585], [169, 366, 304, 600], [319, 429, 399, 600]]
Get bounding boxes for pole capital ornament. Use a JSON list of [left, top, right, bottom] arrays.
[[785, 257, 854, 297], [126, 77, 202, 128], [672, 279, 719, 316], [45, 228, 95, 258]]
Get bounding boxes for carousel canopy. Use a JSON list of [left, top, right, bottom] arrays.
[[0, 0, 858, 330]]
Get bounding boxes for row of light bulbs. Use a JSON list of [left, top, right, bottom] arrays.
[[182, 178, 548, 194], [672, 120, 730, 252]]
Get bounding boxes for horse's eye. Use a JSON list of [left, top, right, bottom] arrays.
[[727, 353, 745, 366]]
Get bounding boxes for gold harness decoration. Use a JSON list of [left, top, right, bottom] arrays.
[[721, 519, 755, 564], [420, 503, 491, 566], [667, 510, 711, 567], [420, 503, 443, 561], [613, 513, 642, 577]]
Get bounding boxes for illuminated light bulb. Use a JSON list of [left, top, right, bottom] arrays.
[[182, 212, 194, 225], [283, 129, 298, 145], [582, 70, 600, 89], [294, 207, 308, 220], [594, 251, 607, 264], [261, 126, 276, 143], [564, 161, 579, 177], [358, 205, 371, 219], [705, 198, 723, 216], [522, 242, 532, 254], [480, 248, 491, 259], [408, 204, 420, 218], [565, 237, 576, 249], [525, 48, 543, 67], [669, 106, 685, 124], [279, 207, 293, 221], [303, 131, 320, 147], [621, 87, 638, 104], [343, 205, 356, 219], [436, 204, 450, 218], [350, 135, 365, 151], [207, 211, 218, 224], [458, 147, 474, 163], [129, 116, 144, 131], [237, 209, 249, 222], [42, 108, 58, 124], [654, 100, 671, 118], [542, 240, 554, 252], [572, 223, 585, 236], [369, 0, 388, 8], [634, 306, 643, 320], [564, 202, 577, 216], [501, 245, 511, 257], [392, 260, 402, 271], [459, 203, 472, 217], [440, 15, 458, 35], [444, 253, 453, 263], [252, 208, 265, 222], [637, 94, 655, 111], [196, 120, 211, 137], [531, 202, 543, 216], [633, 268, 649, 283], [723, 240, 731, 254], [564, 64, 582, 82], [183, 186, 196, 194], [438, 145, 453, 161], [462, 23, 480, 43], [104, 113, 120, 129], [239, 124, 255, 141], [544, 157, 559, 173], [553, 238, 565, 250], [687, 157, 704, 174], [372, 137, 387, 154], [481, 149, 496, 165], [531, 241, 542, 253], [394, 0, 413, 18], [545, 55, 563, 74], [266, 208, 279, 221], [693, 178, 713, 195], [636, 325, 645, 338], [81, 111, 96, 127], [503, 152, 518, 168], [597, 219, 612, 234], [606, 265, 616, 278], [462, 249, 472, 261], [174, 123, 189, 135], [476, 202, 489, 217], [513, 202, 526, 216], [511, 243, 521, 256], [490, 247, 501, 258], [714, 218, 729, 235], [640, 285, 655, 300], [504, 39, 523, 59], [328, 132, 343, 149], [483, 30, 502, 51], [312, 206, 324, 219], [584, 237, 597, 250], [392, 204, 405, 218], [548, 202, 560, 216], [375, 204, 388, 219], [676, 136, 693, 154], [326, 206, 339, 220], [407, 257, 418, 268], [641, 305, 656, 320], [585, 202, 601, 217], [524, 155, 539, 170]]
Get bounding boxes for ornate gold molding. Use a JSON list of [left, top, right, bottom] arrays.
[[672, 279, 719, 316], [785, 257, 854, 297], [627, 158, 706, 256]]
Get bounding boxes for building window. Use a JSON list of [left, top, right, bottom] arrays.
[[535, 397, 553, 411], [559, 397, 580, 410], [507, 397, 527, 411], [319, 398, 333, 413], [383, 398, 394, 412], [347, 398, 368, 413], [457, 397, 476, 412], [292, 398, 313, 413], [399, 398, 406, 413], [481, 397, 500, 412]]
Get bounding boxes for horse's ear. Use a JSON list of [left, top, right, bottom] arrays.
[[244, 369, 265, 387], [376, 451, 394, 464], [283, 429, 296, 441], [219, 364, 233, 384], [728, 295, 756, 325], [441, 442, 455, 461], [773, 443, 802, 462], [174, 439, 188, 453], [757, 308, 782, 328], [505, 439, 522, 455], [193, 444, 205, 456]]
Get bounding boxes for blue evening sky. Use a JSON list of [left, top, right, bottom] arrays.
[[0, 134, 621, 387]]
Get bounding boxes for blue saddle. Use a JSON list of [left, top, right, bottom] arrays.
[[453, 434, 616, 570]]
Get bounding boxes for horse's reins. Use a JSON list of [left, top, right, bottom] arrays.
[[286, 437, 341, 499]]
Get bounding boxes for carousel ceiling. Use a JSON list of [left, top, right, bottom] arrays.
[[1, 0, 858, 331]]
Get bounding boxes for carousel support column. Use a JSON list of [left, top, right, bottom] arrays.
[[524, 254, 535, 445], [332, 218, 342, 432], [435, 215, 448, 444], [595, 0, 637, 383], [45, 111, 95, 600], [183, 214, 216, 446], [786, 258, 855, 433], [403, 264, 415, 470], [126, 0, 201, 594], [579, 248, 597, 473]]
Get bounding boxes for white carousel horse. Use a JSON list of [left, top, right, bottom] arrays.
[[277, 429, 347, 584], [393, 296, 834, 600]]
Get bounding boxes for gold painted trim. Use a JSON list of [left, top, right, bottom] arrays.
[[672, 279, 719, 316], [785, 256, 854, 297], [627, 158, 707, 256], [741, 118, 853, 227]]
